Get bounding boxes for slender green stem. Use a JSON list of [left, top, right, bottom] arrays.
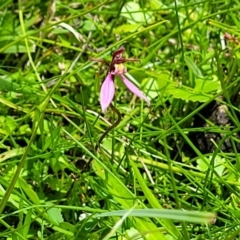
[[81, 103, 121, 173]]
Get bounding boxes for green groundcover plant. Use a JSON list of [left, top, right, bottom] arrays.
[[1, 0, 240, 239]]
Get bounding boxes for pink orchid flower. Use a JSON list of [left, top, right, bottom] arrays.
[[92, 46, 150, 113]]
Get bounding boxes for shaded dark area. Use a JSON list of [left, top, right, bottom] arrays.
[[190, 99, 240, 153]]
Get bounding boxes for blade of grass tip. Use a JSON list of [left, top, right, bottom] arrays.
[[97, 209, 216, 224]]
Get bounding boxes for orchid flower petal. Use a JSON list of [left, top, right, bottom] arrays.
[[121, 75, 150, 106], [100, 73, 115, 113]]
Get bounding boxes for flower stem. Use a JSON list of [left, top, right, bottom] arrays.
[[81, 103, 121, 173]]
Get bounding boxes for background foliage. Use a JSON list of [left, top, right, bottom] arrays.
[[0, 0, 240, 239]]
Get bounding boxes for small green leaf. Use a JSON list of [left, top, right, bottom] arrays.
[[196, 158, 209, 172], [166, 85, 212, 102], [185, 56, 204, 79], [82, 20, 96, 31], [59, 222, 76, 233], [125, 227, 143, 240], [121, 2, 154, 24], [194, 78, 220, 93], [47, 204, 64, 225], [113, 24, 142, 34], [144, 77, 160, 98], [0, 76, 32, 94], [197, 155, 225, 176]]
